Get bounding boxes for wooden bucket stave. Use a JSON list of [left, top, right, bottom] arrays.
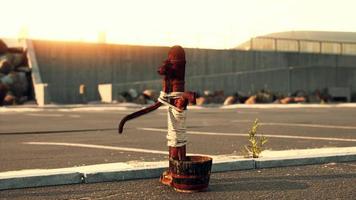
[[169, 156, 213, 192]]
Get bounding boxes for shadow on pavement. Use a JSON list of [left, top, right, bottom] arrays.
[[210, 173, 356, 192], [210, 180, 308, 192]]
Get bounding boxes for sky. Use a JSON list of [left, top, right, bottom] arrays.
[[0, 0, 355, 49]]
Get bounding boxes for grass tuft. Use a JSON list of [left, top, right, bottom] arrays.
[[243, 119, 268, 158]]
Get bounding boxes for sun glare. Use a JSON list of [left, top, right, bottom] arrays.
[[1, 0, 356, 49]]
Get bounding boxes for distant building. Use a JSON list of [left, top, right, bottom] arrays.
[[235, 31, 356, 55]]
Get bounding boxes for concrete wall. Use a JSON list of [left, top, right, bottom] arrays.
[[32, 40, 356, 104]]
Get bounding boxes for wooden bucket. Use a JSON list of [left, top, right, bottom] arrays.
[[169, 156, 213, 192]]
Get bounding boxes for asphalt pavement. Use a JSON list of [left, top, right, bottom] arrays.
[[1, 106, 356, 172]]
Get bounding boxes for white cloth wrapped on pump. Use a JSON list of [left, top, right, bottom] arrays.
[[158, 91, 188, 147]]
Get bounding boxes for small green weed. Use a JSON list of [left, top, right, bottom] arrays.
[[243, 119, 268, 158]]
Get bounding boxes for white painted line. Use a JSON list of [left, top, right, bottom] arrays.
[[24, 142, 211, 157], [139, 128, 356, 142], [0, 103, 142, 113], [230, 120, 356, 130], [221, 103, 356, 109], [68, 114, 81, 118], [2, 103, 356, 113], [57, 107, 131, 112], [26, 113, 64, 117], [236, 111, 259, 114], [0, 108, 42, 113], [259, 122, 356, 130], [24, 142, 168, 155], [232, 119, 254, 123]]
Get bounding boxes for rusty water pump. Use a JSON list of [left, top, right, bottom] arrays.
[[118, 46, 212, 192]]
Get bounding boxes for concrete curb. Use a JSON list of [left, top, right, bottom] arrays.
[[85, 167, 167, 184], [255, 153, 356, 169], [0, 172, 83, 190], [212, 159, 254, 173], [1, 148, 356, 190]]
